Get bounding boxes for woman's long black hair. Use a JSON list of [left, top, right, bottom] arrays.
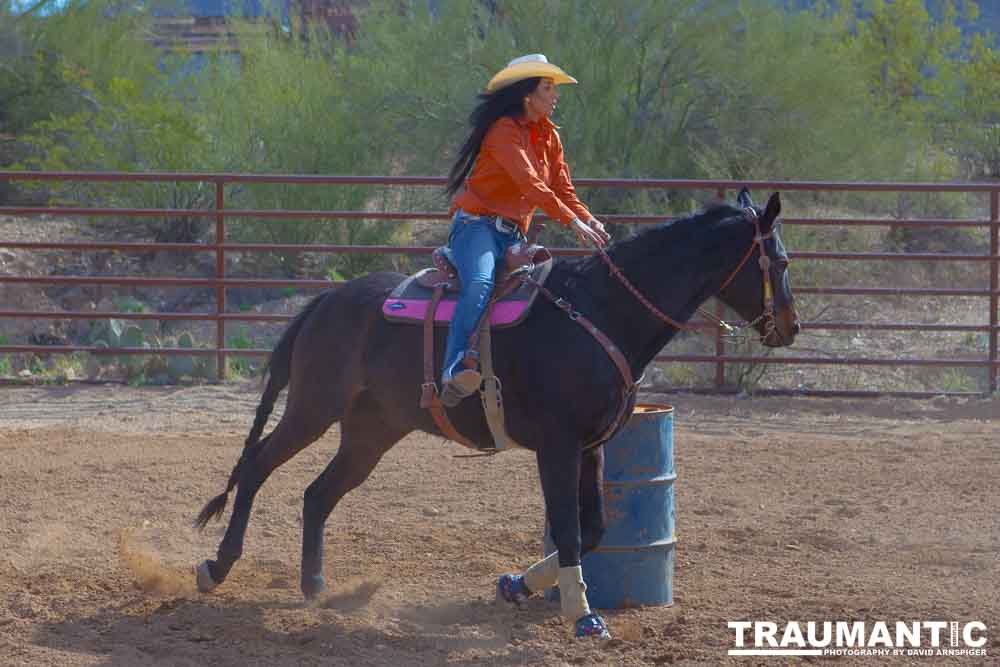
[[444, 77, 542, 198]]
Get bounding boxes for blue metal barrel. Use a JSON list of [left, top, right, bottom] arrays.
[[545, 404, 676, 608]]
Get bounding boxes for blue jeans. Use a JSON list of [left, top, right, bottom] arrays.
[[442, 210, 522, 381]]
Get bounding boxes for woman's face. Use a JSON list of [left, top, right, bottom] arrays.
[[524, 78, 559, 120]]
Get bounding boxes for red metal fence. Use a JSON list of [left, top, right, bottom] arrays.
[[1, 171, 998, 395]]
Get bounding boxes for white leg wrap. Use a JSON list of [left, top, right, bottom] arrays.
[[557, 565, 591, 620], [523, 552, 559, 593]]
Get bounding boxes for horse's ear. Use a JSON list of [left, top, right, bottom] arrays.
[[761, 192, 781, 231], [737, 187, 753, 209]]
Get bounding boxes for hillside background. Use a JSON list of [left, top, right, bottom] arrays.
[[1, 0, 998, 392]]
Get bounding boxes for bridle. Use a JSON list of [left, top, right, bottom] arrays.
[[593, 207, 781, 341]]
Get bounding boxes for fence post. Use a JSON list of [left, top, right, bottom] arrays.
[[715, 187, 727, 389], [215, 179, 227, 381], [990, 189, 998, 394]]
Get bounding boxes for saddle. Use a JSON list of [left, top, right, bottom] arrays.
[[381, 240, 554, 455], [381, 242, 553, 328]]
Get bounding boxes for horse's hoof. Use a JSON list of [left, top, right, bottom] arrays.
[[302, 574, 327, 600], [496, 573, 531, 606], [195, 560, 219, 593], [575, 613, 611, 639]]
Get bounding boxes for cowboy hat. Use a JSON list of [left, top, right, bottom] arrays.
[[485, 54, 578, 94]]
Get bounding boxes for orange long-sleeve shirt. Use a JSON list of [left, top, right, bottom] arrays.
[[451, 115, 592, 235]]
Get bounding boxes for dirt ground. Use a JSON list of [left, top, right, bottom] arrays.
[[0, 383, 997, 666]]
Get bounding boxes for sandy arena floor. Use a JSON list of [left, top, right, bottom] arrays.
[[0, 383, 997, 666]]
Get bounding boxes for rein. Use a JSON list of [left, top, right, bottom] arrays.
[[595, 207, 777, 339]]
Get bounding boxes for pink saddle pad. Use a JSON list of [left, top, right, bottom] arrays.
[[384, 297, 530, 327], [382, 262, 553, 329]]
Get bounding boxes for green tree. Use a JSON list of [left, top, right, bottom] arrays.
[[848, 0, 978, 127], [689, 0, 911, 183], [19, 14, 409, 276], [22, 53, 217, 242], [1, 0, 164, 135], [955, 33, 1000, 178], [188, 26, 411, 277]]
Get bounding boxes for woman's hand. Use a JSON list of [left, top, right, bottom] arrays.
[[571, 217, 609, 248], [587, 218, 611, 245]]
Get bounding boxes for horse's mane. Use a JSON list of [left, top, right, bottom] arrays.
[[561, 203, 745, 280]]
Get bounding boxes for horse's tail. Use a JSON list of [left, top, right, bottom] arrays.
[[193, 292, 327, 531]]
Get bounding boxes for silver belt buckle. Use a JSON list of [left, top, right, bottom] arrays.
[[494, 217, 511, 234]]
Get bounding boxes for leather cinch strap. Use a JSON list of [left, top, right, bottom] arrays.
[[525, 277, 641, 448], [420, 285, 478, 450], [478, 310, 523, 451], [526, 280, 634, 387]]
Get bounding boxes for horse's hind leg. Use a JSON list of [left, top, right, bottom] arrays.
[[300, 391, 406, 599], [198, 402, 340, 591]]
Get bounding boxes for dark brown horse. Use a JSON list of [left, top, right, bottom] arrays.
[[193, 188, 799, 636]]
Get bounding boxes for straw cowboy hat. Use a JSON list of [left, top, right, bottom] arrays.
[[485, 54, 578, 94]]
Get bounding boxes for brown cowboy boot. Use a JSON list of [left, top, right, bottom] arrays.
[[440, 368, 481, 407], [440, 349, 482, 407]]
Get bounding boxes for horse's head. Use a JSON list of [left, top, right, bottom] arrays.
[[717, 188, 800, 347]]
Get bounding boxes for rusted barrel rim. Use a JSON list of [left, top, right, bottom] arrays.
[[633, 403, 674, 415]]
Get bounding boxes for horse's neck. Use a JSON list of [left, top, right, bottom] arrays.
[[564, 215, 752, 375]]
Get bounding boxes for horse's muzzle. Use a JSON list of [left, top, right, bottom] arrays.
[[760, 307, 800, 347]]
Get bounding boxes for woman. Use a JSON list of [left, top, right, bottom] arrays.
[[440, 53, 610, 406]]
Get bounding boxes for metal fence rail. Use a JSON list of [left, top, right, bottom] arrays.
[[1, 171, 997, 394]]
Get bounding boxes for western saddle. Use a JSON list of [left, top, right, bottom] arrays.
[[382, 238, 554, 454]]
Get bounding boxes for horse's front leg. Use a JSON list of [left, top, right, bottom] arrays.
[[498, 444, 607, 595], [497, 446, 609, 636], [578, 446, 607, 556], [535, 444, 610, 638]]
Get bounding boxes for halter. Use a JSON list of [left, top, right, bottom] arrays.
[[594, 207, 779, 340]]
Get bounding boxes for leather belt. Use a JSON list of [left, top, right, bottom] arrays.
[[492, 216, 522, 237], [456, 209, 522, 238]]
